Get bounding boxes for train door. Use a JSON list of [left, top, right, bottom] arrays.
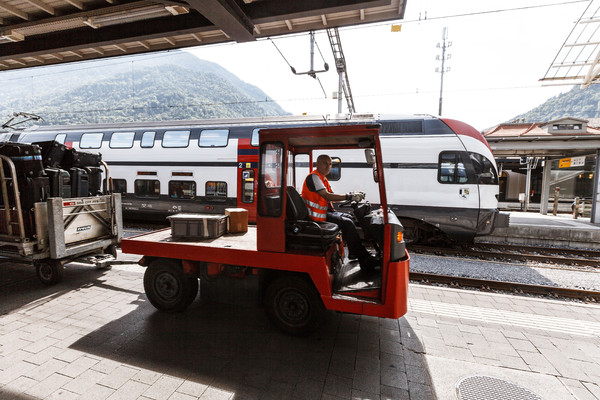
[[237, 138, 258, 222]]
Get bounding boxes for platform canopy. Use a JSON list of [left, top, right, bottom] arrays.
[[0, 0, 406, 71], [541, 0, 600, 88]]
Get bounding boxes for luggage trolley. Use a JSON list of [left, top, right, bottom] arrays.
[[0, 151, 123, 285]]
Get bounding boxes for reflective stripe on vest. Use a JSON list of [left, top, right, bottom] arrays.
[[301, 170, 331, 222]]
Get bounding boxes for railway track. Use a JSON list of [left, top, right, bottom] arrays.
[[409, 243, 600, 268], [409, 272, 600, 302]]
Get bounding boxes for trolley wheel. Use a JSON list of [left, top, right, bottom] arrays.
[[264, 275, 325, 336], [35, 260, 64, 286], [104, 244, 118, 259], [143, 259, 194, 313]]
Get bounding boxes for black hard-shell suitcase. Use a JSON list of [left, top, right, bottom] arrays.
[[84, 167, 103, 196], [46, 168, 72, 198], [62, 148, 102, 169], [0, 143, 45, 178], [16, 176, 50, 210], [33, 140, 68, 168], [69, 168, 89, 197]]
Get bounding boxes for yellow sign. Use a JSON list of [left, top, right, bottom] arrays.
[[559, 158, 571, 168], [559, 156, 585, 168], [391, 24, 402, 32]]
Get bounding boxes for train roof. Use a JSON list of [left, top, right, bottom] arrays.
[[3, 113, 440, 134]]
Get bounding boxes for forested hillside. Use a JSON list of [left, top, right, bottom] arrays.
[[0, 51, 288, 126], [512, 85, 600, 123]]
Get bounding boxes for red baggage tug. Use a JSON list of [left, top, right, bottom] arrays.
[[121, 124, 410, 335]]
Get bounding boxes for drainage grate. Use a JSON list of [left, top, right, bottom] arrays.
[[456, 375, 543, 400]]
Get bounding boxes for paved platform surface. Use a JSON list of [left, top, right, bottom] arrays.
[[477, 211, 600, 249], [1, 258, 599, 400]]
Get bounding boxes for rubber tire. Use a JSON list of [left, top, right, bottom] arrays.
[[264, 276, 325, 336], [35, 260, 64, 286], [104, 244, 118, 259], [185, 277, 199, 307], [143, 259, 193, 313]]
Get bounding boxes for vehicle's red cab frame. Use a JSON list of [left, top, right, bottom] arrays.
[[121, 124, 409, 333]]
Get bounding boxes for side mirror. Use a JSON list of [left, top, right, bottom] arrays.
[[364, 149, 376, 165]]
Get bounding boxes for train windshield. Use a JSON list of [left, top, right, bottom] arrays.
[[469, 152, 498, 185]]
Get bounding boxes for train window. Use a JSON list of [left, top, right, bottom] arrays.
[[438, 152, 468, 184], [54, 134, 66, 144], [469, 152, 498, 185], [80, 133, 103, 149], [162, 130, 190, 148], [251, 128, 263, 147], [141, 131, 155, 148], [241, 169, 255, 203], [205, 181, 227, 202], [199, 129, 229, 147], [110, 132, 135, 148], [327, 157, 341, 181], [169, 180, 196, 200], [111, 179, 127, 196], [134, 179, 160, 199]]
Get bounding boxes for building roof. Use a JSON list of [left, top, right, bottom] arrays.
[[483, 117, 600, 158]]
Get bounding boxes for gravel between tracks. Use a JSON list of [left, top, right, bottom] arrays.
[[410, 253, 600, 292]]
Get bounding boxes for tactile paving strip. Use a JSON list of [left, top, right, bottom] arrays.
[[456, 375, 543, 400]]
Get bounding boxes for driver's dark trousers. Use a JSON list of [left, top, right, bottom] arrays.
[[326, 211, 368, 258]]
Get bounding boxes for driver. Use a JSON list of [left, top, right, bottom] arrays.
[[301, 154, 377, 269]]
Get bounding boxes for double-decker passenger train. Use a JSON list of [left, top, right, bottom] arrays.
[[3, 113, 503, 243]]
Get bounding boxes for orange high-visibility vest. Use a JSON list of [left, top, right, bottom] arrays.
[[302, 170, 332, 222]]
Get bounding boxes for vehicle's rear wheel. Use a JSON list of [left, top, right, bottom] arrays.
[[144, 259, 193, 312], [35, 260, 64, 286], [264, 275, 325, 336], [185, 277, 199, 307]]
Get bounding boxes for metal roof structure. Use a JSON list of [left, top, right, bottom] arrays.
[[0, 0, 406, 72], [541, 0, 600, 88]]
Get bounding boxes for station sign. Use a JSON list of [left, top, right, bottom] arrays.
[[559, 156, 585, 168]]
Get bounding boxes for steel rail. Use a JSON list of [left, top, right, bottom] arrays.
[[409, 244, 600, 267], [410, 272, 600, 302]]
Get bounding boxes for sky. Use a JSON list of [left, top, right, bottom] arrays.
[[184, 0, 588, 131]]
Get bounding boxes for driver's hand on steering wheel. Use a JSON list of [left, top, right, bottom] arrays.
[[349, 191, 365, 202]]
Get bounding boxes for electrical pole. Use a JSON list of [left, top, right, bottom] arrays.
[[436, 27, 451, 116]]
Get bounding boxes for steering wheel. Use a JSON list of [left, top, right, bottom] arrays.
[[338, 199, 354, 208]]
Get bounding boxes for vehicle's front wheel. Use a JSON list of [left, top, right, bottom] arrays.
[[264, 275, 325, 336], [143, 259, 193, 312], [35, 260, 64, 286]]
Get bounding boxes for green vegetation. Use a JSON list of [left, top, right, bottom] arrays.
[[512, 85, 600, 123], [0, 51, 289, 126]]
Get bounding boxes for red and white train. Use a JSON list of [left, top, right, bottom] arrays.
[[4, 113, 503, 243]]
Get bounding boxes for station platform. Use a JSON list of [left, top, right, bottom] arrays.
[[476, 210, 600, 250], [1, 256, 599, 400]]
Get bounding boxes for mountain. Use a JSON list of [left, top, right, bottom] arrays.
[[511, 85, 600, 123], [0, 51, 289, 126]]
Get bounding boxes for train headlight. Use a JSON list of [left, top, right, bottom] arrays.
[[396, 232, 403, 243]]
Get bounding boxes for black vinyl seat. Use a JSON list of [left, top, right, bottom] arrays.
[[285, 186, 340, 252]]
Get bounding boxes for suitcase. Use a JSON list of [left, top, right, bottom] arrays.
[[33, 140, 68, 168], [62, 148, 102, 168], [46, 168, 72, 198], [69, 168, 89, 197], [167, 214, 227, 240], [0, 143, 45, 178], [15, 176, 50, 210], [85, 167, 103, 196]]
